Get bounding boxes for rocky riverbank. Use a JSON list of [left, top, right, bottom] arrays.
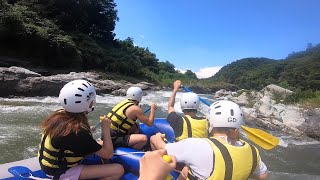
[[0, 66, 160, 97], [215, 85, 320, 141]]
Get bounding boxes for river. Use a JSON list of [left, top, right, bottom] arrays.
[[0, 90, 320, 179]]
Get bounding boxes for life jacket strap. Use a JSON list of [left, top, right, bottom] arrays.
[[39, 133, 68, 179], [183, 116, 193, 138], [108, 101, 134, 134], [209, 138, 233, 180], [248, 144, 258, 178], [187, 171, 198, 180]]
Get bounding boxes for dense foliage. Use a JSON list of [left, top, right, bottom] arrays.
[[0, 0, 197, 86], [0, 0, 319, 96], [211, 45, 320, 91]]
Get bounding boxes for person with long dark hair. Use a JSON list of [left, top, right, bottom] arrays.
[[38, 79, 124, 179]]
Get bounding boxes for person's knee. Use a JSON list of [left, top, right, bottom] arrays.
[[115, 164, 125, 177], [141, 135, 148, 143]]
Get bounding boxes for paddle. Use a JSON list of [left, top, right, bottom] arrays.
[[92, 107, 151, 132], [181, 86, 279, 150]]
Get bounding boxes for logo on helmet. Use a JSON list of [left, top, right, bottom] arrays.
[[87, 92, 94, 101], [227, 117, 237, 122]]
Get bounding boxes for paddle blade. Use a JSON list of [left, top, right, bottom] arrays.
[[241, 125, 279, 150]]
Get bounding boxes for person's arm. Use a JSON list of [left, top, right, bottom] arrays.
[[250, 160, 268, 180], [139, 149, 176, 180], [168, 80, 182, 114], [129, 104, 157, 126], [95, 116, 114, 159], [254, 172, 268, 180], [167, 112, 184, 137]]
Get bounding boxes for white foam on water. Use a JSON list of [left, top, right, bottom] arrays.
[[23, 146, 38, 159], [96, 94, 125, 105], [276, 134, 320, 146], [0, 135, 9, 144], [25, 146, 38, 153], [278, 138, 289, 148], [0, 104, 60, 113], [158, 91, 173, 98], [0, 96, 59, 103], [0, 127, 19, 144]]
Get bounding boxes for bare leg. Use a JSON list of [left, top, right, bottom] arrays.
[[177, 166, 188, 180], [150, 134, 166, 150], [150, 135, 157, 150], [79, 163, 124, 180], [128, 134, 147, 150]]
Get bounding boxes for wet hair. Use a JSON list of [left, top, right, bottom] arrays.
[[40, 110, 90, 138]]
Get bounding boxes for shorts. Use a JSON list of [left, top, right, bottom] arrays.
[[107, 123, 139, 149], [59, 165, 84, 180], [111, 133, 131, 149]]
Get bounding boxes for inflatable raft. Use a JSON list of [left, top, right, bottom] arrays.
[[0, 118, 178, 180]]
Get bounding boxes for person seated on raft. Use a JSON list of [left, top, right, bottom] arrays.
[[107, 86, 157, 150], [38, 79, 124, 180], [167, 80, 208, 142], [151, 100, 268, 180]]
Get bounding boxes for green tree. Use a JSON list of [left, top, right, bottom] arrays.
[[18, 0, 118, 42]]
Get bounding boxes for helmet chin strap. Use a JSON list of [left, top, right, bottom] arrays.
[[133, 100, 139, 105]]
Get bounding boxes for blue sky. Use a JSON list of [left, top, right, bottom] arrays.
[[114, 0, 320, 78]]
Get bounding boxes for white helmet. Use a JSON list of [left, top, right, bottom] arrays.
[[59, 80, 96, 113], [126, 87, 143, 102], [207, 100, 243, 132], [180, 92, 200, 110]]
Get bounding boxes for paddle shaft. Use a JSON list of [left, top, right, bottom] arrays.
[[92, 107, 151, 132]]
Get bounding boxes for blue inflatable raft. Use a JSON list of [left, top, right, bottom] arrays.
[[0, 118, 178, 180]]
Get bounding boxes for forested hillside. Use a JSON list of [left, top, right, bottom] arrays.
[[211, 45, 320, 91], [0, 0, 197, 86], [1, 0, 320, 94]]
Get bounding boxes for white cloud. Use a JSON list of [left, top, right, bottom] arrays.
[[174, 68, 187, 74], [195, 66, 222, 79]]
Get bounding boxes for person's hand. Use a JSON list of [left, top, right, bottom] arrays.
[[100, 115, 111, 127], [154, 132, 165, 140], [139, 149, 176, 180], [173, 80, 182, 92], [151, 103, 158, 111]]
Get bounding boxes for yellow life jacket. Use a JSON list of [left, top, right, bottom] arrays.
[[107, 99, 136, 134], [38, 133, 83, 177], [188, 138, 260, 180], [175, 115, 208, 141]]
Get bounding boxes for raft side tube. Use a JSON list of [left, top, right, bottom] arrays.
[[139, 118, 175, 143]]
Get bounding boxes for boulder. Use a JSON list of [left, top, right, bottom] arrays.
[[0, 66, 41, 96], [0, 66, 157, 97], [234, 84, 320, 140], [297, 109, 320, 141], [231, 91, 249, 106]]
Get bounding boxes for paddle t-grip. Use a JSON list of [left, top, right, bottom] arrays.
[[162, 155, 172, 163]]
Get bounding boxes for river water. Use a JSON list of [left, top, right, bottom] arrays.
[[1, 90, 320, 179]]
